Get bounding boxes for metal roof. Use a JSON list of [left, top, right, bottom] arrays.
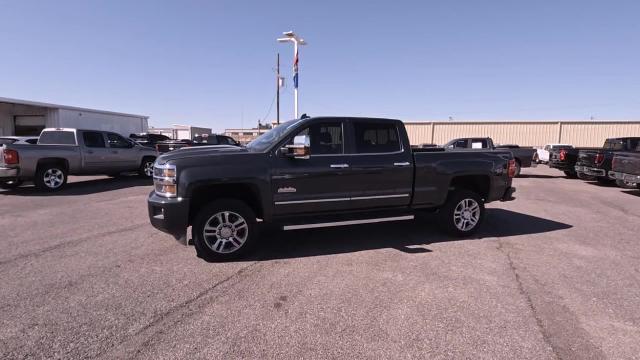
[[0, 96, 148, 119]]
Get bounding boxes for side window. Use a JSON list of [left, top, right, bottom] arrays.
[[107, 133, 131, 148], [83, 132, 106, 148], [354, 122, 401, 154], [449, 139, 468, 149], [471, 139, 486, 149], [290, 122, 343, 155]]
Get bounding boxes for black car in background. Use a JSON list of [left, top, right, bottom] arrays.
[[155, 134, 240, 153], [129, 133, 172, 148], [574, 137, 640, 185]]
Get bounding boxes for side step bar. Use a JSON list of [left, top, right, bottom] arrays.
[[282, 215, 414, 231]]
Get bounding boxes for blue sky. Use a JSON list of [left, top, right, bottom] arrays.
[[1, 0, 638, 131]]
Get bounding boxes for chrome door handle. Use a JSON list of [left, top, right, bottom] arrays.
[[394, 162, 411, 166], [330, 164, 349, 168]]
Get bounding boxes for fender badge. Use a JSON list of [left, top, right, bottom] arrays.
[[278, 187, 297, 193]]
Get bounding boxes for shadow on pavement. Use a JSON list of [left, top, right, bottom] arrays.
[[0, 176, 152, 197], [621, 190, 640, 197], [516, 174, 562, 179], [200, 208, 572, 262]]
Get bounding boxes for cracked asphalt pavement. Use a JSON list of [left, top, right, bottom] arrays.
[[1, 166, 639, 359]]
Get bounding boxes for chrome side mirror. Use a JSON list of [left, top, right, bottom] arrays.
[[282, 135, 310, 159]]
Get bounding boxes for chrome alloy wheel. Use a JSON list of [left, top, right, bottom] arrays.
[[43, 169, 64, 189], [203, 211, 249, 254], [143, 161, 154, 177], [453, 198, 480, 231]]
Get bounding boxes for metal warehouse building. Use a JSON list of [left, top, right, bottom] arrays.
[[405, 120, 640, 147], [0, 97, 148, 137]]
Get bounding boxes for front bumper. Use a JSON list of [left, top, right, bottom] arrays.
[[575, 165, 606, 177], [0, 167, 19, 179], [611, 172, 640, 183], [147, 191, 190, 245], [501, 186, 516, 201]]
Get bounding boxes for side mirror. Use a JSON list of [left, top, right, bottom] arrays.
[[282, 135, 310, 159]]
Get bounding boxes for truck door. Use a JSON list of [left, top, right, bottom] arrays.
[[106, 133, 139, 171], [80, 131, 112, 174], [346, 119, 413, 209], [271, 119, 356, 216]]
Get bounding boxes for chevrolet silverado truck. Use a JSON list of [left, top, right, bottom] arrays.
[[574, 137, 640, 186], [0, 128, 157, 191], [610, 151, 640, 189], [443, 137, 536, 176], [148, 117, 517, 261], [548, 145, 600, 178]]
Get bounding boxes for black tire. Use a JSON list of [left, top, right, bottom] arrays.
[[616, 179, 637, 189], [138, 157, 156, 178], [564, 171, 578, 179], [0, 179, 23, 189], [514, 160, 522, 177], [34, 164, 67, 191], [192, 199, 258, 261], [438, 190, 485, 237], [596, 177, 614, 185]]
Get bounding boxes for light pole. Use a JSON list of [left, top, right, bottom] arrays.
[[277, 31, 307, 119]]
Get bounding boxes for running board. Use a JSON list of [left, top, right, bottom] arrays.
[[282, 215, 414, 231]]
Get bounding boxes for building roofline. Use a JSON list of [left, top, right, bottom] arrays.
[[0, 96, 149, 119]]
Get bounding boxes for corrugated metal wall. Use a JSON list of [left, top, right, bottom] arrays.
[[405, 121, 640, 147]]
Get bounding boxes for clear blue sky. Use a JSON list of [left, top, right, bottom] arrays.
[[1, 0, 638, 131]]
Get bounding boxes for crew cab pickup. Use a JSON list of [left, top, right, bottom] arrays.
[[610, 151, 640, 189], [443, 137, 537, 176], [155, 134, 240, 154], [148, 117, 517, 261], [574, 137, 640, 185], [0, 128, 157, 191]]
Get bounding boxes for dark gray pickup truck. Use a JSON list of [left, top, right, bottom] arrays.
[[444, 137, 537, 176], [148, 117, 517, 261]]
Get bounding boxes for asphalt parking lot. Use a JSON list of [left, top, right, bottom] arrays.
[[1, 166, 639, 359]]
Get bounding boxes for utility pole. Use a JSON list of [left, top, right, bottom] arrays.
[[277, 31, 307, 119], [276, 53, 280, 125]]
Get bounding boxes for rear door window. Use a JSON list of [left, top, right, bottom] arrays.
[[353, 122, 401, 154], [82, 132, 106, 148], [38, 131, 77, 145]]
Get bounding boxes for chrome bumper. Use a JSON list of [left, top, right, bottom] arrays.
[[622, 173, 640, 183], [0, 167, 19, 178], [608, 171, 623, 180], [576, 166, 606, 177]]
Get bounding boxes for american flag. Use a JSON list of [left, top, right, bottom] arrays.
[[293, 49, 299, 89]]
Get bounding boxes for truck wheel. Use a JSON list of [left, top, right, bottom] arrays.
[[138, 157, 155, 178], [34, 165, 67, 191], [439, 190, 485, 237], [0, 179, 23, 189], [563, 171, 578, 179], [616, 179, 637, 189], [192, 199, 257, 261]]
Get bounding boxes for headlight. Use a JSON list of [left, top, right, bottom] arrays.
[[153, 163, 177, 197]]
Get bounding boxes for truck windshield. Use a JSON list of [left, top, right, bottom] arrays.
[[246, 119, 302, 152], [38, 131, 77, 145]]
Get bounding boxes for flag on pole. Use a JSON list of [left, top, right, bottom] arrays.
[[293, 48, 299, 89]]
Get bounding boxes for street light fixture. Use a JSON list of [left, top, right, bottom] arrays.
[[277, 31, 307, 119]]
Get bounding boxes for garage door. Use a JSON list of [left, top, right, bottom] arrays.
[[14, 116, 45, 136]]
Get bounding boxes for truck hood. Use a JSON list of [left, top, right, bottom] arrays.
[[156, 145, 249, 163]]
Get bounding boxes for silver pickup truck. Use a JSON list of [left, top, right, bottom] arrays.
[[0, 128, 157, 191]]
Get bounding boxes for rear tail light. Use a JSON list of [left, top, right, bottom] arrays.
[[2, 149, 19, 165], [595, 153, 604, 165], [507, 159, 517, 178], [559, 149, 566, 161]]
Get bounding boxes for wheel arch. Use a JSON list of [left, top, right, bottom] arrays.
[[188, 182, 264, 225]]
